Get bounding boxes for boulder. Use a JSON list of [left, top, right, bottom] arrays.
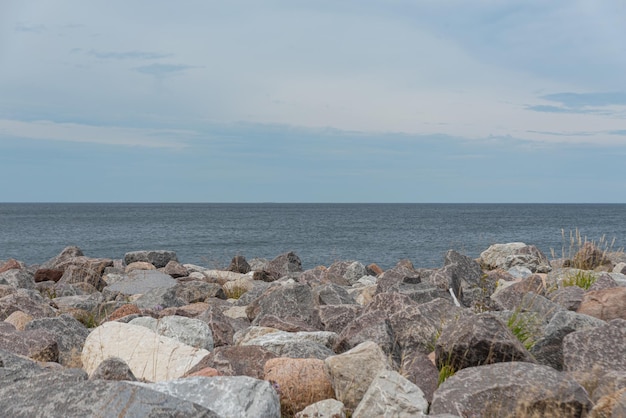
[[591, 371, 626, 403], [242, 330, 337, 360], [174, 281, 226, 304], [334, 311, 398, 361], [161, 260, 189, 278], [81, 321, 210, 382], [435, 313, 535, 372], [352, 369, 429, 418], [0, 269, 35, 289], [295, 399, 347, 418], [33, 268, 64, 283], [431, 362, 591, 417], [106, 304, 141, 321], [480, 242, 551, 273], [89, 356, 137, 381], [0, 322, 59, 362], [105, 269, 177, 295], [24, 313, 90, 367], [325, 260, 367, 286], [197, 305, 236, 347], [588, 272, 620, 291], [563, 319, 626, 375], [0, 290, 57, 320], [52, 293, 104, 315], [550, 286, 585, 311], [56, 257, 113, 290], [266, 251, 303, 279], [227, 255, 251, 274], [186, 345, 277, 379], [4, 310, 33, 330], [398, 347, 439, 404], [246, 283, 322, 330], [133, 286, 186, 310], [324, 341, 391, 410], [129, 315, 214, 350], [613, 262, 626, 274], [132, 376, 280, 418], [124, 261, 156, 273], [264, 357, 335, 416], [375, 262, 421, 293], [124, 250, 178, 269], [0, 259, 23, 274], [430, 250, 485, 306], [577, 287, 626, 321], [318, 304, 363, 334], [313, 283, 356, 305]]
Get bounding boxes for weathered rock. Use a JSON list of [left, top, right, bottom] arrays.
[[4, 310, 33, 330], [0, 269, 35, 289], [186, 345, 277, 379], [34, 268, 64, 283], [133, 286, 186, 310], [39, 246, 84, 269], [0, 259, 22, 274], [25, 313, 90, 367], [550, 286, 585, 311], [295, 399, 347, 418], [318, 304, 363, 334], [577, 287, 626, 321], [124, 261, 156, 273], [480, 242, 551, 273], [56, 257, 113, 290], [246, 283, 322, 330], [435, 313, 535, 372], [202, 269, 249, 284], [0, 322, 59, 362], [82, 321, 210, 382], [591, 371, 626, 403], [133, 376, 280, 418], [375, 262, 421, 293], [325, 260, 367, 286], [264, 357, 335, 416], [0, 290, 57, 320], [106, 269, 177, 296], [352, 369, 429, 418], [52, 293, 104, 315], [313, 283, 356, 305], [161, 260, 189, 277], [197, 305, 236, 347], [227, 255, 251, 274], [187, 367, 221, 378], [242, 330, 336, 359], [334, 311, 398, 361], [431, 362, 591, 417], [399, 347, 439, 404], [563, 319, 626, 375], [106, 304, 141, 321], [531, 310, 605, 371], [266, 251, 303, 279], [89, 356, 137, 381], [129, 315, 214, 350], [174, 280, 226, 303], [324, 341, 391, 410], [222, 278, 254, 299], [588, 272, 620, 291], [613, 262, 626, 275], [124, 250, 178, 269]]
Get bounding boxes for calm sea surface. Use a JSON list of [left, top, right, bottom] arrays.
[[1, 203, 625, 270]]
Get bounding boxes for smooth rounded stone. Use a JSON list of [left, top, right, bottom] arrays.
[[0, 269, 35, 289], [324, 341, 391, 410], [431, 362, 592, 417], [89, 356, 137, 381], [295, 399, 346, 418], [264, 357, 335, 416], [25, 313, 90, 367], [124, 261, 156, 273], [82, 321, 210, 382], [563, 319, 626, 375], [106, 269, 177, 295], [186, 345, 277, 379], [577, 287, 626, 321], [132, 376, 280, 418], [4, 310, 34, 330], [550, 286, 585, 311], [352, 369, 428, 418], [123, 250, 178, 269], [129, 315, 214, 350], [0, 291, 57, 320]]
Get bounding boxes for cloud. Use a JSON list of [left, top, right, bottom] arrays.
[[527, 91, 626, 115], [0, 119, 192, 148], [134, 63, 198, 77], [14, 22, 46, 33], [78, 49, 174, 60]]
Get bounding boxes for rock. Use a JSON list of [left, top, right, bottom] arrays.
[[0, 290, 57, 320], [0, 269, 35, 289], [0, 322, 59, 362], [591, 371, 626, 403], [577, 287, 626, 321], [0, 259, 22, 274], [24, 313, 90, 367], [4, 310, 33, 330], [174, 281, 226, 303], [202, 269, 249, 284], [590, 388, 626, 418], [106, 304, 141, 321], [431, 362, 591, 417], [480, 242, 551, 273], [563, 319, 626, 375], [507, 265, 533, 279], [33, 268, 64, 283], [572, 242, 611, 270], [324, 341, 391, 410], [89, 356, 137, 381], [227, 255, 251, 274], [56, 257, 113, 290], [325, 261, 367, 286], [39, 246, 84, 269], [550, 286, 585, 311], [266, 251, 303, 279], [435, 313, 535, 372], [246, 283, 322, 330], [197, 305, 236, 347], [375, 263, 421, 293], [434, 250, 485, 306], [223, 278, 254, 299], [334, 311, 398, 360], [264, 357, 335, 416], [129, 315, 214, 350], [52, 293, 104, 315], [106, 269, 177, 295], [242, 330, 337, 360], [133, 376, 280, 418], [161, 260, 189, 277], [313, 283, 356, 305], [124, 261, 157, 273], [295, 399, 347, 418], [124, 250, 178, 268], [399, 347, 439, 403], [613, 262, 626, 274], [81, 321, 209, 382], [318, 304, 363, 334], [352, 369, 428, 418], [366, 263, 384, 276], [133, 286, 186, 310], [187, 367, 221, 378], [588, 272, 620, 291], [186, 345, 277, 379]]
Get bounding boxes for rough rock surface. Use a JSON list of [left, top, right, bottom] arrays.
[[577, 287, 626, 321], [123, 250, 178, 268], [295, 399, 346, 418], [129, 314, 214, 350], [563, 319, 626, 375], [246, 283, 322, 330], [0, 322, 59, 362], [24, 313, 90, 366], [89, 356, 137, 381], [186, 345, 277, 379]]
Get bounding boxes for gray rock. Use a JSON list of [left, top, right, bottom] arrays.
[[161, 260, 189, 278], [399, 347, 439, 404], [133, 286, 186, 309], [508, 265, 533, 279], [563, 319, 626, 375], [591, 371, 626, 403], [0, 269, 35, 289], [375, 263, 421, 293], [325, 260, 367, 286], [266, 251, 303, 279], [106, 269, 177, 295], [246, 283, 322, 330], [435, 313, 535, 372], [197, 305, 236, 347], [431, 362, 591, 417], [334, 311, 399, 362], [124, 250, 178, 269], [550, 286, 584, 311], [89, 356, 137, 381], [133, 376, 280, 418], [397, 283, 453, 305], [129, 315, 214, 350], [318, 304, 363, 334], [227, 255, 251, 274], [352, 369, 429, 418], [0, 290, 57, 320], [51, 293, 104, 314], [480, 242, 551, 273], [0, 323, 59, 362], [295, 399, 346, 418], [588, 272, 619, 291], [24, 313, 90, 366], [40, 246, 84, 269], [174, 281, 226, 304], [56, 257, 113, 291], [313, 283, 356, 305], [185, 345, 277, 379]]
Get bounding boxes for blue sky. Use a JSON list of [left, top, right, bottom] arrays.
[[1, 1, 625, 203]]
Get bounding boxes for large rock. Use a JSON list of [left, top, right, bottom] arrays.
[[57, 257, 113, 290], [133, 376, 280, 418], [0, 269, 35, 289], [246, 283, 322, 330], [186, 345, 277, 379], [0, 290, 57, 320], [480, 242, 551, 273], [105, 269, 177, 296], [264, 357, 335, 416], [591, 388, 626, 418], [227, 255, 251, 274], [313, 283, 356, 305], [0, 322, 59, 362], [0, 259, 23, 274], [242, 330, 337, 360], [352, 369, 429, 418], [318, 304, 363, 334], [398, 347, 440, 404], [295, 399, 347, 418], [24, 313, 90, 366], [563, 319, 626, 375], [0, 368, 218, 417], [577, 287, 626, 321], [375, 261, 421, 293], [325, 260, 367, 286], [124, 250, 178, 269], [82, 321, 209, 382], [324, 341, 391, 410], [431, 362, 591, 417], [197, 305, 237, 347], [266, 251, 303, 279], [435, 313, 535, 372], [129, 315, 214, 350], [89, 356, 138, 381], [428, 250, 485, 307]]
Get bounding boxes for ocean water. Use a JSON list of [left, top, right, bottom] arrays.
[[1, 203, 625, 270]]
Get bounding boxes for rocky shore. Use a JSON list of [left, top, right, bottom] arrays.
[[1, 242, 625, 417]]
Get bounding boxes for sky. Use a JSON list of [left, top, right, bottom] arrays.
[[1, 0, 626, 203]]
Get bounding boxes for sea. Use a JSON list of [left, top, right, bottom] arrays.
[[1, 203, 625, 270]]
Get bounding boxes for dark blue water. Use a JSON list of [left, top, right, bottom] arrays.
[[1, 203, 624, 269]]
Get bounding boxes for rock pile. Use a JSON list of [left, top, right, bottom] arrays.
[[0, 241, 625, 417]]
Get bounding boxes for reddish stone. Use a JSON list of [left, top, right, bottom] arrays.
[[186, 367, 221, 378], [366, 263, 384, 276], [106, 304, 141, 322], [34, 269, 64, 283], [0, 259, 22, 274]]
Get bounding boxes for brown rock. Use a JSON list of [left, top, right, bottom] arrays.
[[0, 322, 59, 362], [185, 367, 221, 378], [264, 357, 335, 417], [106, 304, 141, 322], [4, 310, 34, 330], [125, 261, 156, 273], [160, 260, 189, 278], [0, 259, 23, 274], [185, 345, 277, 379], [34, 269, 64, 283], [399, 348, 439, 403], [578, 287, 626, 321], [366, 263, 384, 276], [227, 255, 251, 274]]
